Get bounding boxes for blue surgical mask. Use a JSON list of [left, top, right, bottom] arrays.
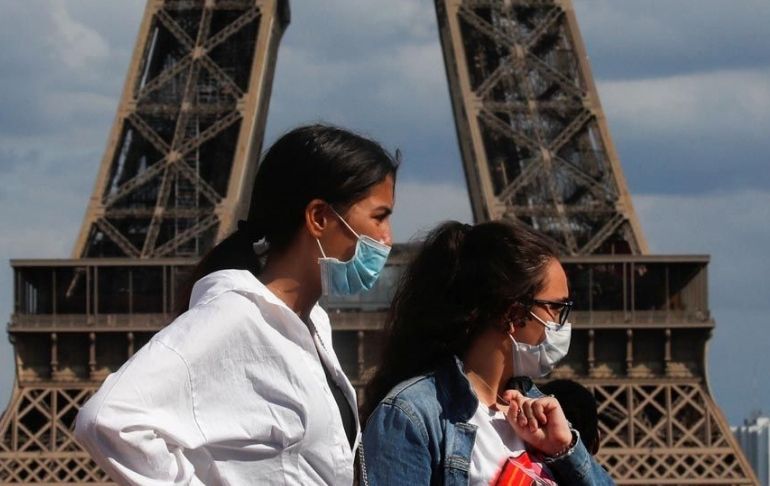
[[316, 210, 391, 296]]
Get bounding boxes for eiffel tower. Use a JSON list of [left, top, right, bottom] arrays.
[[431, 0, 757, 483], [0, 0, 758, 485], [0, 0, 288, 482]]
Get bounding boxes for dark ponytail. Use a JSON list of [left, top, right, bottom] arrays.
[[178, 124, 399, 312], [361, 219, 558, 420]]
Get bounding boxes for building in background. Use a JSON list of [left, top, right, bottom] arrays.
[[734, 414, 770, 486]]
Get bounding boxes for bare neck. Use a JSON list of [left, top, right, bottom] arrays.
[[463, 329, 511, 406], [258, 241, 321, 323]]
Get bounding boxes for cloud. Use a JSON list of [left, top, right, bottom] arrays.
[[265, 7, 463, 185], [634, 189, 770, 423], [47, 1, 110, 69], [596, 68, 770, 195], [392, 181, 473, 242], [279, 0, 437, 61], [599, 68, 770, 141], [267, 4, 448, 130], [0, 1, 131, 147], [574, 0, 770, 79]]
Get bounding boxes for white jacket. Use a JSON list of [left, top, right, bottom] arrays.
[[75, 269, 360, 485]]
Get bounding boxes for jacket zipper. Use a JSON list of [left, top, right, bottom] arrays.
[[358, 440, 369, 486]]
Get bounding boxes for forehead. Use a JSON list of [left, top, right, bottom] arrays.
[[354, 175, 395, 209], [538, 258, 569, 298]]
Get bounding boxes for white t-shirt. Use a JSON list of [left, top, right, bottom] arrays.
[[468, 403, 557, 485]]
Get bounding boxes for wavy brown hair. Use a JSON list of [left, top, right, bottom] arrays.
[[361, 219, 558, 421]]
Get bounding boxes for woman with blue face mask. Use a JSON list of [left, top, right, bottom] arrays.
[[360, 221, 614, 486], [75, 124, 398, 486]]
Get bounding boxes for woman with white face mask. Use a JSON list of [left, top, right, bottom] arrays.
[[361, 221, 614, 486], [75, 124, 398, 486]]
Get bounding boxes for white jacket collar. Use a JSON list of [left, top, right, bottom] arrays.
[[189, 269, 328, 328]]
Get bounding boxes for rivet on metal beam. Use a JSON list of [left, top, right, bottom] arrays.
[[192, 46, 206, 59], [540, 147, 552, 163]]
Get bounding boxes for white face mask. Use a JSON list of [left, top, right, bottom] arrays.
[[509, 312, 572, 377]]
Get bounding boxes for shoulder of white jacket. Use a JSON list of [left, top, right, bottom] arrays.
[[155, 291, 263, 353], [189, 269, 262, 307]]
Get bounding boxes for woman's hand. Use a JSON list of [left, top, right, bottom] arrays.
[[502, 390, 573, 457]]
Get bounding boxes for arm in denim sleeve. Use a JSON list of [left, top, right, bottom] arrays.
[[543, 430, 615, 486], [361, 400, 433, 485]]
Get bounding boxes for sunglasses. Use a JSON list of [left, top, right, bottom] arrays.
[[530, 299, 573, 327]]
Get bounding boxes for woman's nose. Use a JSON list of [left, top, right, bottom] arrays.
[[381, 224, 393, 246]]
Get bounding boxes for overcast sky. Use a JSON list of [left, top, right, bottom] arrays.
[[1, 0, 769, 425]]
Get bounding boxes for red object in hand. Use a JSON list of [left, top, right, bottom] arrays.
[[492, 451, 558, 486]]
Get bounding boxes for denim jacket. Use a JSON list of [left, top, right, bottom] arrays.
[[361, 357, 615, 486]]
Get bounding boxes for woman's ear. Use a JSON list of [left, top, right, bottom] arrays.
[[305, 199, 328, 239], [505, 302, 529, 331]]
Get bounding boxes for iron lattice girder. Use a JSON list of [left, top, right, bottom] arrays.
[[579, 213, 625, 254], [477, 109, 613, 202], [148, 1, 216, 262], [94, 218, 141, 258], [153, 213, 219, 257], [155, 9, 196, 51], [504, 203, 621, 216], [0, 387, 112, 484], [589, 381, 756, 484], [163, 0, 256, 10], [103, 105, 238, 209], [436, 0, 647, 254], [74, 0, 285, 259], [103, 207, 211, 219], [142, 166, 177, 256], [136, 56, 193, 100], [125, 112, 170, 154], [457, 5, 585, 99], [135, 101, 236, 116]]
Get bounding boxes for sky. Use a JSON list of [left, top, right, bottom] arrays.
[[0, 0, 769, 425]]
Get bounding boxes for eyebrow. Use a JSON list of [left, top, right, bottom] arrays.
[[374, 206, 393, 215], [534, 297, 570, 303]]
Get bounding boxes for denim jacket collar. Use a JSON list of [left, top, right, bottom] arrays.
[[441, 355, 539, 420], [437, 356, 479, 423]]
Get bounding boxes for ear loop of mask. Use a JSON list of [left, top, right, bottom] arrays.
[[315, 207, 357, 262], [315, 238, 328, 258], [316, 206, 386, 260], [331, 205, 389, 246], [314, 205, 349, 260], [529, 311, 551, 327], [329, 207, 361, 239]]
